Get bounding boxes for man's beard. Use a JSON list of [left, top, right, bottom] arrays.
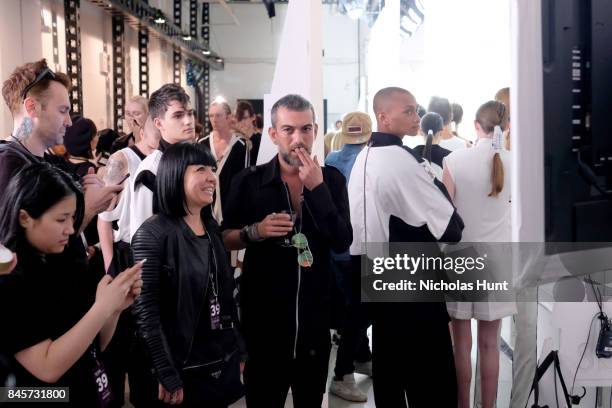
[[280, 144, 310, 168]]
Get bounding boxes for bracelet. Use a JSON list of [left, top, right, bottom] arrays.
[[247, 223, 265, 242], [239, 226, 250, 244], [240, 223, 265, 244]]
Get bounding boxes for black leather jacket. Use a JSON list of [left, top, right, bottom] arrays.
[[131, 213, 239, 392]]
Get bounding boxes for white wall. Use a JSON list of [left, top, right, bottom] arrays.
[[0, 0, 188, 137], [125, 22, 140, 100], [80, 0, 114, 130], [408, 0, 511, 141], [209, 3, 360, 129], [0, 0, 43, 136], [322, 5, 360, 128]]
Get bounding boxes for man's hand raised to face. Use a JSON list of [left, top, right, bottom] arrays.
[[295, 148, 323, 191]]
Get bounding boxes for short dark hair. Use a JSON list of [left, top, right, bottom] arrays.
[[451, 103, 463, 125], [236, 100, 254, 121], [420, 112, 444, 135], [148, 84, 190, 120], [0, 163, 84, 251], [255, 114, 263, 129], [271, 94, 315, 127], [156, 142, 217, 218], [417, 104, 427, 118], [428, 96, 452, 125]]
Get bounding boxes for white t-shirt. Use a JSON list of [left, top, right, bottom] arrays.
[[439, 135, 468, 152], [129, 150, 163, 240], [402, 134, 425, 149], [98, 147, 145, 243], [443, 138, 511, 242]]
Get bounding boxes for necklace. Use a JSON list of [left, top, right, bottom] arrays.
[[207, 232, 220, 298]]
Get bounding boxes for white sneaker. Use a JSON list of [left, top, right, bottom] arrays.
[[354, 360, 373, 377], [330, 373, 368, 402]]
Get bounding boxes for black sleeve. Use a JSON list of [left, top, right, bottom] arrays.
[[0, 151, 26, 194], [438, 209, 464, 243], [220, 167, 254, 231], [250, 133, 261, 165], [131, 223, 183, 392], [1, 273, 52, 354], [304, 167, 353, 253], [431, 178, 464, 243]]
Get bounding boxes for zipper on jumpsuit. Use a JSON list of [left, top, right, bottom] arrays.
[[283, 182, 301, 360], [294, 264, 301, 359]]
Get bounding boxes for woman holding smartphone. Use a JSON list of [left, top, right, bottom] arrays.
[[131, 142, 243, 407], [0, 163, 143, 407]]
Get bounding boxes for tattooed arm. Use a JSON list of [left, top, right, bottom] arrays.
[[97, 151, 129, 269]]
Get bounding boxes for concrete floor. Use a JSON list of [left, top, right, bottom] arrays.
[[125, 321, 513, 407]]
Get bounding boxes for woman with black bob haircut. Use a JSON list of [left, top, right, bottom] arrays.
[[131, 142, 243, 407], [0, 163, 143, 407]]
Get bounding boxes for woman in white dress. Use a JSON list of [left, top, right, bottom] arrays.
[[442, 100, 515, 408]]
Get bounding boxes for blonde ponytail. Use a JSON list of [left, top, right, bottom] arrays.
[[476, 104, 506, 198], [489, 152, 504, 197]]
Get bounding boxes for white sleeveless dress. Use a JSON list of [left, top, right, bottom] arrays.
[[444, 138, 516, 321]]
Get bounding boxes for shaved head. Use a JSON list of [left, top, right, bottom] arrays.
[[373, 87, 414, 115], [372, 87, 420, 137], [143, 116, 161, 140]]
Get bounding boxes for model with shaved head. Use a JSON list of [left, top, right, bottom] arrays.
[[348, 87, 464, 407], [373, 87, 421, 138]]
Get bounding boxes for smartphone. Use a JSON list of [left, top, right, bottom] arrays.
[[116, 173, 130, 185]]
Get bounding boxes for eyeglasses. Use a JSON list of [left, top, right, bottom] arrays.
[[291, 232, 314, 267], [22, 67, 56, 99]]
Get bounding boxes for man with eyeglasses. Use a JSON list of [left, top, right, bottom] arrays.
[[0, 59, 122, 233], [348, 87, 464, 407], [221, 94, 352, 407]]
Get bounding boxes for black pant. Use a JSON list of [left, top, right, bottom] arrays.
[[244, 344, 331, 408], [334, 304, 371, 378], [332, 258, 372, 379], [127, 341, 231, 408], [104, 309, 138, 408], [104, 241, 138, 408], [371, 305, 457, 408]]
